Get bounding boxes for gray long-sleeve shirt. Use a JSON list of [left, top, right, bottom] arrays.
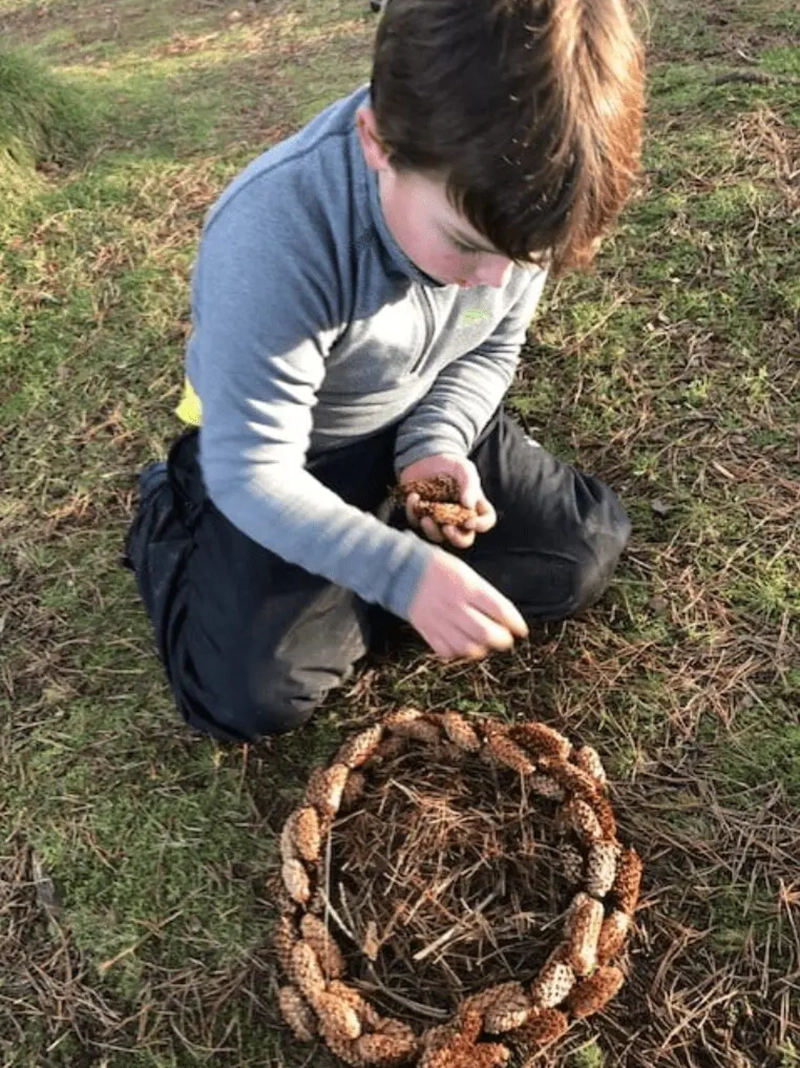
[[187, 85, 547, 619]]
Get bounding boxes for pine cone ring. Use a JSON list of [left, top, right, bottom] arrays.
[[394, 475, 478, 530], [274, 712, 642, 1066]]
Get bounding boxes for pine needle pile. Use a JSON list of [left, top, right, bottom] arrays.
[[274, 711, 642, 1067]]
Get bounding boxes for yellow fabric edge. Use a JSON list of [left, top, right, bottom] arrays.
[[176, 377, 202, 427]]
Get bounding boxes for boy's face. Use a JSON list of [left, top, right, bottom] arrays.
[[357, 106, 514, 289]]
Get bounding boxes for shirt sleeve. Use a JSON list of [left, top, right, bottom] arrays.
[[192, 171, 435, 620], [392, 268, 548, 472]]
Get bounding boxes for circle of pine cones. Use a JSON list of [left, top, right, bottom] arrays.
[[275, 710, 643, 1068]]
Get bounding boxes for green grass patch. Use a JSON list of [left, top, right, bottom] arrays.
[[0, 47, 95, 189]]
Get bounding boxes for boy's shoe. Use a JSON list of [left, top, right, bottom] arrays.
[[370, 1, 384, 11]]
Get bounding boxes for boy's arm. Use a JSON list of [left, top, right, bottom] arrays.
[[393, 268, 548, 472], [193, 176, 435, 620]]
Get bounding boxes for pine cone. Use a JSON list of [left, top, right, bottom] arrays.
[[509, 722, 572, 764], [530, 958, 576, 1009], [470, 1047, 511, 1068], [384, 708, 442, 743], [373, 734, 407, 762], [307, 889, 327, 915], [266, 871, 295, 914], [291, 806, 322, 863], [562, 797, 603, 844], [442, 711, 481, 751], [485, 730, 536, 776], [305, 763, 350, 818], [597, 910, 632, 965], [514, 1007, 569, 1054], [384, 707, 425, 730], [280, 818, 299, 866], [278, 985, 317, 1042], [572, 744, 607, 786], [355, 1030, 419, 1065], [336, 725, 385, 769], [612, 847, 643, 914], [586, 841, 619, 898], [316, 991, 363, 1041], [282, 857, 311, 905], [560, 843, 584, 884], [290, 939, 327, 1006], [403, 718, 444, 744], [420, 1035, 510, 1068], [565, 892, 604, 976], [374, 1018, 417, 1041], [300, 914, 346, 979], [273, 914, 298, 978], [566, 965, 625, 1018], [593, 794, 618, 839], [328, 981, 382, 1029], [341, 769, 367, 810], [419, 1016, 510, 1068], [528, 773, 565, 801], [396, 475, 460, 504], [437, 741, 469, 764], [549, 761, 600, 802], [322, 1023, 366, 1066], [484, 991, 531, 1034], [462, 981, 526, 1017], [415, 500, 477, 527], [419, 1023, 455, 1064]]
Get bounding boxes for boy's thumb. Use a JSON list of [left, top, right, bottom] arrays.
[[459, 463, 482, 509]]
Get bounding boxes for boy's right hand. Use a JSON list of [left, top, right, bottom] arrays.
[[408, 552, 529, 660]]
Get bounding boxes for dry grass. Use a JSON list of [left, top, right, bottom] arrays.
[[328, 747, 572, 1014]]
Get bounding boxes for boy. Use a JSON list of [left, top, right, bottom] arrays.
[[125, 0, 644, 742]]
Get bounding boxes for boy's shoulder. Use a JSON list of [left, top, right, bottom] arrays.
[[206, 86, 370, 231]]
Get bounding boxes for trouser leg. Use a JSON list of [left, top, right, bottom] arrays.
[[465, 410, 630, 622], [124, 427, 396, 741], [124, 407, 629, 740]]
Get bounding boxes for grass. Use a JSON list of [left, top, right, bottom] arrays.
[[1, 0, 798, 1065]]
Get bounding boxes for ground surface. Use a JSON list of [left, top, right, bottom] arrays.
[[1, 1, 798, 1065]]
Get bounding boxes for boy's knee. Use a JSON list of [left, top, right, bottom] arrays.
[[210, 665, 327, 740], [228, 692, 318, 740], [571, 492, 631, 612]]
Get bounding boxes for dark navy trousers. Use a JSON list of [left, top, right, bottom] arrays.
[[124, 408, 630, 741]]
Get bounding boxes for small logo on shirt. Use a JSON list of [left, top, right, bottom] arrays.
[[462, 309, 490, 325]]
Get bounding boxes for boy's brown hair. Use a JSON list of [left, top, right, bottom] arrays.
[[371, 0, 645, 273]]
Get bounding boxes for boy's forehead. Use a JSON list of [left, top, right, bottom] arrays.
[[419, 174, 499, 253]]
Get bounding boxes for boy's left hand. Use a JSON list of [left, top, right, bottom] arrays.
[[399, 454, 497, 550]]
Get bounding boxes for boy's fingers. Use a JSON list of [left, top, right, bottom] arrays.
[[459, 463, 483, 510], [443, 525, 476, 550], [405, 492, 421, 527], [420, 516, 445, 544], [470, 584, 529, 639], [472, 498, 497, 533], [459, 606, 516, 652]]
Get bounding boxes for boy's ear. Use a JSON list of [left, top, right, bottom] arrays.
[[356, 105, 391, 172]]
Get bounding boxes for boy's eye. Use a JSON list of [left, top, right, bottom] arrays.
[[452, 239, 479, 254]]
